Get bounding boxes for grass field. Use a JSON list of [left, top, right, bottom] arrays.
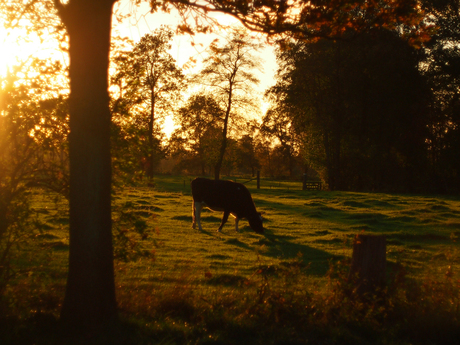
[[2, 175, 460, 344]]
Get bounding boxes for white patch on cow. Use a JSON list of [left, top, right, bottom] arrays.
[[192, 201, 204, 231], [193, 201, 240, 232], [235, 217, 240, 232]]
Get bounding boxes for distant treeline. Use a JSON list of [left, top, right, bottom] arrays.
[[159, 2, 460, 194], [2, 3, 460, 194]]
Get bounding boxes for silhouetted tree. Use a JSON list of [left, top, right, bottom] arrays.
[[170, 94, 224, 175], [194, 29, 262, 179], [235, 134, 260, 176], [111, 29, 184, 180], [421, 0, 460, 193], [53, 0, 118, 335], [261, 107, 300, 178], [271, 29, 430, 191]]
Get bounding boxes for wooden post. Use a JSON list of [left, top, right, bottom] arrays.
[[302, 173, 307, 190], [257, 170, 260, 189], [349, 234, 386, 295]]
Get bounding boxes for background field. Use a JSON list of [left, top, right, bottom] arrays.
[[119, 175, 460, 281], [4, 175, 460, 344]]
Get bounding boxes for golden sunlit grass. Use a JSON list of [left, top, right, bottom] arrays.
[[2, 176, 460, 344], [5, 147, 456, 339]]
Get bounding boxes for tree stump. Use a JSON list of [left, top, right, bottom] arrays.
[[348, 234, 386, 296]]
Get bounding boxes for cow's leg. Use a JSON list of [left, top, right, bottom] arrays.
[[192, 201, 196, 229], [234, 217, 240, 232], [218, 211, 230, 232], [194, 202, 204, 231]]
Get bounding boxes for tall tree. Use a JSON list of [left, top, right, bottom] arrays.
[[195, 29, 262, 179], [170, 94, 224, 175], [235, 133, 260, 176], [261, 107, 300, 178], [111, 29, 184, 180], [421, 0, 460, 192], [53, 0, 118, 335], [271, 30, 430, 191]]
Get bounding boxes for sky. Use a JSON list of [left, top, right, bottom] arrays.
[[1, 1, 278, 136], [112, 0, 277, 87], [0, 19, 65, 78]]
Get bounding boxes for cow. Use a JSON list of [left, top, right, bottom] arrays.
[[191, 177, 264, 234]]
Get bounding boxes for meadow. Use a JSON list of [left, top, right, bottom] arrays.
[[2, 175, 460, 344]]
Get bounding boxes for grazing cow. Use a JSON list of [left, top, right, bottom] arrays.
[[191, 177, 264, 234]]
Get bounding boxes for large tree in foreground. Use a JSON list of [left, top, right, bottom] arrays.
[[4, 0, 427, 337], [53, 0, 118, 335]]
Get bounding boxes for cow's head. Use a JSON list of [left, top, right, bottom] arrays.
[[248, 212, 264, 234]]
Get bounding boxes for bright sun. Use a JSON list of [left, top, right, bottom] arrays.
[[1, 6, 275, 140], [0, 20, 65, 78], [0, 25, 19, 77]]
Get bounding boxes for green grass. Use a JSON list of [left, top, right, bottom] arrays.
[[148, 176, 460, 280], [2, 175, 460, 344]]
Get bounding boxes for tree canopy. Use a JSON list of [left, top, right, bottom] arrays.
[[268, 28, 430, 191], [193, 28, 262, 179], [111, 28, 185, 180]]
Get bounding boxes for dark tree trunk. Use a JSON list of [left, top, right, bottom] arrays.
[[349, 234, 386, 296], [214, 113, 229, 180], [201, 161, 206, 176], [214, 115, 229, 180], [214, 86, 233, 180], [214, 133, 227, 180], [57, 0, 117, 336]]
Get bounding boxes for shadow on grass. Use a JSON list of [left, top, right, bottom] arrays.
[[0, 313, 60, 345], [224, 237, 253, 251], [192, 220, 339, 277], [0, 314, 177, 345], [261, 230, 337, 276], [209, 226, 336, 277]]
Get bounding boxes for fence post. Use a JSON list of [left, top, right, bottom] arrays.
[[302, 173, 307, 190], [257, 171, 260, 189], [348, 234, 386, 296]]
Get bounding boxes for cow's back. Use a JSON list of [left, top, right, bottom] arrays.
[[191, 178, 256, 215]]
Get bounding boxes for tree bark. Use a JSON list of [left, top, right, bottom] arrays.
[[214, 84, 233, 180], [349, 234, 386, 296], [56, 0, 117, 336]]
